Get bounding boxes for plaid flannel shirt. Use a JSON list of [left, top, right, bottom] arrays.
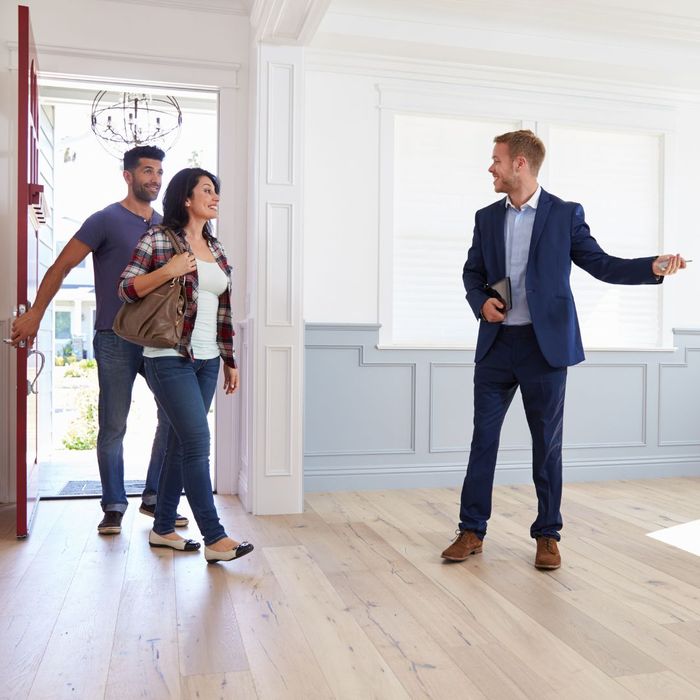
[[118, 225, 237, 368]]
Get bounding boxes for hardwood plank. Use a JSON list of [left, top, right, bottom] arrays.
[[27, 506, 136, 699], [215, 505, 299, 608], [0, 613, 60, 700], [181, 671, 258, 699], [264, 544, 411, 699], [104, 577, 181, 699], [122, 509, 178, 584], [216, 533, 318, 697], [283, 509, 371, 575], [305, 491, 383, 525], [0, 500, 96, 699], [562, 536, 700, 624], [331, 569, 488, 699], [559, 588, 700, 690], [448, 642, 558, 700], [562, 502, 700, 586], [359, 489, 451, 533], [365, 517, 637, 699], [0, 499, 67, 583], [330, 522, 495, 650], [234, 596, 335, 699], [616, 671, 700, 700], [464, 558, 664, 677], [664, 620, 700, 646], [564, 485, 690, 531], [174, 552, 249, 677]]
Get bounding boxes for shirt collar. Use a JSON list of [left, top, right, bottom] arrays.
[[506, 185, 541, 211]]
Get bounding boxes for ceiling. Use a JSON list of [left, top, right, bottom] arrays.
[[307, 0, 700, 90], [323, 0, 700, 44]]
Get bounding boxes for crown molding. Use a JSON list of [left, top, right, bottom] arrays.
[[327, 0, 700, 45], [97, 0, 250, 15], [250, 0, 332, 45], [305, 48, 700, 105]]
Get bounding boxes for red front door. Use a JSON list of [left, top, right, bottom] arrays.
[[16, 5, 44, 538]]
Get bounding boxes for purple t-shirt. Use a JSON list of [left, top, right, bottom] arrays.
[[74, 202, 162, 330]]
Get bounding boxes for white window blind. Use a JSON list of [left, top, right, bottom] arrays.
[[391, 116, 663, 348], [545, 126, 661, 348], [392, 114, 519, 345]]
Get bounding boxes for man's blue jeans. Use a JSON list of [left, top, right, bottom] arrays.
[[144, 356, 226, 546], [93, 330, 168, 513]]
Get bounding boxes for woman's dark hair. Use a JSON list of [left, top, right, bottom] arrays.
[[162, 168, 220, 237]]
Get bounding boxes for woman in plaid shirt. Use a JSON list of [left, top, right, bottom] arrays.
[[119, 168, 253, 563]]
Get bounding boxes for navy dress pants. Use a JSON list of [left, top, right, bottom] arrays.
[[459, 324, 567, 541]]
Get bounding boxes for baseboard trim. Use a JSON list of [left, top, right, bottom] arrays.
[[304, 456, 700, 492]]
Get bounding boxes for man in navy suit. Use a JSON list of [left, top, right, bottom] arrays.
[[441, 129, 686, 569]]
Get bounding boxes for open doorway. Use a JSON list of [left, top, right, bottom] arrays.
[[37, 80, 219, 499]]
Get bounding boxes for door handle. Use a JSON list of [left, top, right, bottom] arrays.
[[27, 349, 45, 395], [3, 303, 32, 348]]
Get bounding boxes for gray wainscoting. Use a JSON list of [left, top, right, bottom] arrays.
[[304, 324, 700, 492]]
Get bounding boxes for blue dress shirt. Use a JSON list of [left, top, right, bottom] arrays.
[[503, 186, 541, 325]]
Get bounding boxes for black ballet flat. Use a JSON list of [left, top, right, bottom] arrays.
[[204, 541, 254, 563]]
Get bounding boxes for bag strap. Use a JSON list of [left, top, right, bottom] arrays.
[[157, 226, 186, 256], [150, 225, 187, 284]]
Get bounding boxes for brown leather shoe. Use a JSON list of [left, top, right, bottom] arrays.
[[441, 529, 483, 561], [535, 537, 561, 570]]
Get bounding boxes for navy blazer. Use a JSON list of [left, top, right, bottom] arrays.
[[463, 188, 662, 368]]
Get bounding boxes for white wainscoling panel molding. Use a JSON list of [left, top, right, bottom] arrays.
[[429, 362, 531, 453], [564, 363, 647, 448], [658, 348, 700, 446], [305, 345, 416, 456], [266, 203, 293, 326], [265, 346, 293, 477], [267, 62, 295, 185], [237, 320, 251, 510], [304, 325, 700, 492]]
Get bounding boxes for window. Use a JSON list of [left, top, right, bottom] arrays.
[[55, 310, 72, 339], [390, 115, 665, 348], [546, 125, 661, 348], [392, 114, 519, 346]]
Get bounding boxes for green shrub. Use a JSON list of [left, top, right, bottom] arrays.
[[54, 356, 65, 367], [79, 358, 97, 369], [62, 392, 98, 450], [63, 366, 84, 378]]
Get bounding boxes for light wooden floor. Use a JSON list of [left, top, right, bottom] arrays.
[[1, 478, 699, 700]]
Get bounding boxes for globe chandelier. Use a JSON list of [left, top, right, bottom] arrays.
[[90, 90, 182, 159]]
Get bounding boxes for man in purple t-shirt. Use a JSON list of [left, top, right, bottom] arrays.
[[11, 145, 188, 535]]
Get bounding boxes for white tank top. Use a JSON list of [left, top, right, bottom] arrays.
[[144, 259, 228, 360]]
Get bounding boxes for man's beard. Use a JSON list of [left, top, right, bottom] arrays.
[[133, 182, 159, 202]]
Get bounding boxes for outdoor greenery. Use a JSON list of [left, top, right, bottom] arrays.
[[59, 358, 99, 450], [62, 389, 98, 450]]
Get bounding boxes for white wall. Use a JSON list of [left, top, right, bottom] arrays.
[[303, 17, 700, 340], [303, 72, 379, 322]]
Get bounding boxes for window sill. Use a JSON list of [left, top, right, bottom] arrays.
[[376, 343, 677, 353]]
